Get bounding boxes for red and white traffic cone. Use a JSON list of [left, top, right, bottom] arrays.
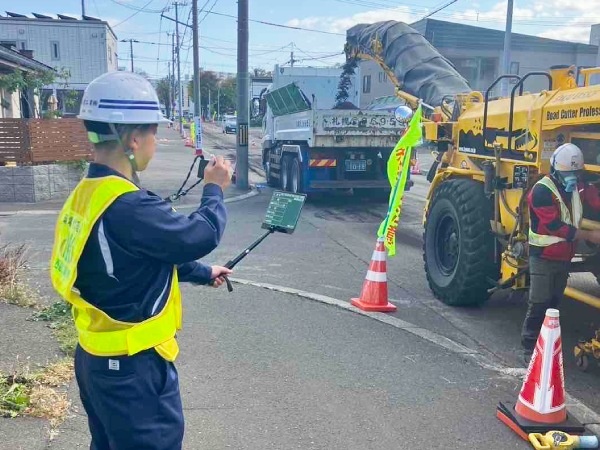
[[410, 158, 421, 175], [351, 238, 396, 312], [497, 309, 585, 441]]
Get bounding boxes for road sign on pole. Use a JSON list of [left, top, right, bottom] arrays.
[[194, 116, 203, 156]]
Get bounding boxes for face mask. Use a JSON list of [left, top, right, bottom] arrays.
[[558, 171, 579, 192], [563, 175, 578, 192]]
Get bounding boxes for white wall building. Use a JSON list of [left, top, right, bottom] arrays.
[[0, 12, 118, 114]]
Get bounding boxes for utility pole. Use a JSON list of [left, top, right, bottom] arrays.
[[236, 0, 249, 189], [167, 61, 172, 118], [174, 2, 183, 135], [192, 0, 202, 155], [81, 0, 86, 17], [501, 0, 513, 98], [169, 32, 175, 119], [120, 39, 139, 72], [290, 42, 295, 67]]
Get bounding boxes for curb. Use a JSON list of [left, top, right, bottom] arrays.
[[230, 277, 600, 435]]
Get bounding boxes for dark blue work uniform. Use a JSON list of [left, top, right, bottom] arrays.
[[73, 163, 227, 450]]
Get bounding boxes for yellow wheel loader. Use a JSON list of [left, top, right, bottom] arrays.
[[346, 21, 600, 370]]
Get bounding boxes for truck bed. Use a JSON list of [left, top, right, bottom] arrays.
[[272, 109, 406, 148]]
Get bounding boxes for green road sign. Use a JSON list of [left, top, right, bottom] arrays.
[[262, 191, 306, 234]]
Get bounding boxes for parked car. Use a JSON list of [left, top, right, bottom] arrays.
[[222, 115, 237, 134]]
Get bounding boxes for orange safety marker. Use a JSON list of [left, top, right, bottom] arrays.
[[410, 158, 421, 175], [351, 238, 397, 312], [497, 309, 585, 440]]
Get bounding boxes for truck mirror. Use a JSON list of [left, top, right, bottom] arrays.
[[395, 105, 413, 121]]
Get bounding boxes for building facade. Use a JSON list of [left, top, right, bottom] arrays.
[[359, 19, 599, 107], [0, 12, 118, 114]]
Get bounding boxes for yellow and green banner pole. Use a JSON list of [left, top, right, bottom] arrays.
[[377, 105, 423, 256]]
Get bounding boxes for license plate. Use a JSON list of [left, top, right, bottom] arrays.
[[345, 159, 366, 172]]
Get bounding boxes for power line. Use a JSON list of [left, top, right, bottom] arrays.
[[205, 10, 345, 36], [422, 0, 458, 19], [113, 0, 158, 27], [199, 0, 219, 25], [108, 0, 167, 13]]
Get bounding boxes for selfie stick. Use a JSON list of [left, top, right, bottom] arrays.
[[212, 226, 276, 292]]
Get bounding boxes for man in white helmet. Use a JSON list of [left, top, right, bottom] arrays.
[[523, 142, 600, 359], [50, 71, 233, 449]]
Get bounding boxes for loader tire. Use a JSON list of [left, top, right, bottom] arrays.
[[423, 178, 497, 306]]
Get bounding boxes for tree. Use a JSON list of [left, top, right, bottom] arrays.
[[155, 77, 171, 118], [334, 57, 358, 108], [0, 69, 58, 118], [218, 77, 237, 115], [252, 67, 272, 78], [188, 72, 237, 118]]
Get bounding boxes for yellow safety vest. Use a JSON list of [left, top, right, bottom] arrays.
[[528, 176, 582, 247], [50, 175, 182, 361]]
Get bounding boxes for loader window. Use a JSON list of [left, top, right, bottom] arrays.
[[571, 137, 600, 166]]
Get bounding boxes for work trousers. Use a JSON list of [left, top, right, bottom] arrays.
[[521, 256, 569, 351], [74, 345, 184, 450]]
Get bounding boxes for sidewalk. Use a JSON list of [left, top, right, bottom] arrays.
[[0, 124, 255, 215]]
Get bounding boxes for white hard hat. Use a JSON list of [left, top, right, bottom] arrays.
[[551, 143, 584, 172], [78, 71, 169, 124]]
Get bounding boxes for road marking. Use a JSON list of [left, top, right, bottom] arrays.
[[230, 277, 600, 430]]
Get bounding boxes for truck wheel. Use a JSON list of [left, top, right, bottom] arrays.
[[290, 157, 303, 194], [423, 178, 497, 306], [280, 156, 291, 191]]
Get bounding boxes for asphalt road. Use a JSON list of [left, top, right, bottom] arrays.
[[0, 123, 597, 448], [197, 123, 600, 414]]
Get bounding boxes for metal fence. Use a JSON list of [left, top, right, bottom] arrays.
[[0, 118, 92, 165]]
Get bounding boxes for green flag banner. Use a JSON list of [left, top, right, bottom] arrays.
[[377, 105, 423, 256]]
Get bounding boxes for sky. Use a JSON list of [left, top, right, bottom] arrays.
[[7, 0, 600, 80]]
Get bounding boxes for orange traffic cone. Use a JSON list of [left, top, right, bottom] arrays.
[[497, 309, 584, 441], [351, 238, 396, 312]]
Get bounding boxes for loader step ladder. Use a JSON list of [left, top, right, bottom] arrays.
[[482, 72, 553, 153]]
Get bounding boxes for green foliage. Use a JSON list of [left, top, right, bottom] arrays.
[[32, 300, 70, 322], [0, 375, 30, 417], [335, 58, 358, 106], [187, 72, 237, 117], [155, 77, 171, 118], [31, 301, 76, 357]]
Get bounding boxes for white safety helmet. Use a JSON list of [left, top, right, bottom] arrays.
[[550, 143, 584, 172], [78, 71, 170, 125]]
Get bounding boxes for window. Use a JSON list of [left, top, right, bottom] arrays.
[[378, 72, 388, 83], [51, 41, 60, 60], [363, 75, 371, 94], [510, 61, 520, 75], [0, 41, 17, 49], [108, 45, 112, 63]]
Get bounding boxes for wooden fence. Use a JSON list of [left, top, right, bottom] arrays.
[[0, 118, 93, 165]]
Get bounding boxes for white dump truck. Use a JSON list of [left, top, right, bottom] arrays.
[[261, 65, 410, 194]]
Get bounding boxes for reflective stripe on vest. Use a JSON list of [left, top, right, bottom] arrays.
[[528, 176, 583, 247], [50, 176, 182, 361]]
